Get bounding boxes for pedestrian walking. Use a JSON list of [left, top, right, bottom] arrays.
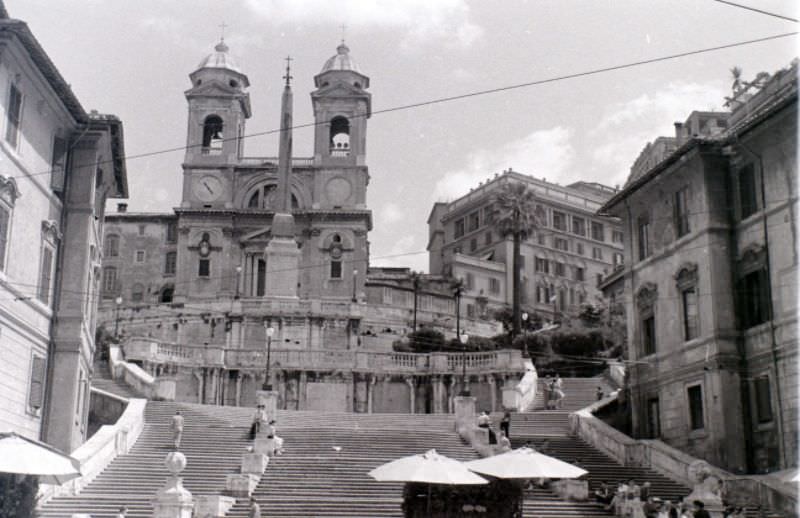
[[553, 374, 565, 409], [248, 496, 261, 518], [692, 500, 711, 518], [596, 386, 604, 400], [170, 410, 184, 450]]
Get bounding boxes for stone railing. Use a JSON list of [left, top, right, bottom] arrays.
[[39, 396, 147, 503], [110, 344, 175, 400], [569, 398, 798, 516], [124, 337, 525, 375]]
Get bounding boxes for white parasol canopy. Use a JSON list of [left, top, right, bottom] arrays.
[[0, 432, 81, 484], [368, 449, 488, 485], [464, 447, 588, 480]]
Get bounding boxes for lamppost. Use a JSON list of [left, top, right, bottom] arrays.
[[459, 332, 470, 396], [352, 269, 358, 302], [454, 280, 464, 339], [235, 265, 242, 299], [263, 325, 275, 390], [521, 312, 529, 358], [114, 296, 123, 341]]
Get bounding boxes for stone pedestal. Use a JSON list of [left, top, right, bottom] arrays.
[[256, 390, 278, 421], [552, 479, 589, 501], [264, 234, 300, 298], [241, 453, 269, 475], [225, 473, 259, 498], [253, 437, 277, 457], [193, 495, 236, 518], [454, 396, 477, 432], [152, 452, 193, 518], [686, 461, 725, 518]]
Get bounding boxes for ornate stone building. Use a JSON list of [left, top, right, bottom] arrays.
[[599, 61, 798, 474], [100, 40, 518, 414], [0, 9, 127, 453]]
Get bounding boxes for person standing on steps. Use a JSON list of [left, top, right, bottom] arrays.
[[170, 410, 184, 450], [692, 500, 711, 518], [248, 496, 261, 518], [553, 374, 565, 409], [500, 411, 511, 439], [596, 386, 604, 400]]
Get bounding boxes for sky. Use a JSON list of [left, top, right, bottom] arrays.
[[9, 1, 798, 272]]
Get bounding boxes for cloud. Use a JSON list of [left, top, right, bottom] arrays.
[[589, 81, 726, 185], [243, 0, 483, 48], [433, 126, 575, 201], [378, 202, 404, 226], [139, 17, 199, 49], [372, 234, 428, 272]]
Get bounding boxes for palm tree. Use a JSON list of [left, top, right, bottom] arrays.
[[494, 180, 540, 338]]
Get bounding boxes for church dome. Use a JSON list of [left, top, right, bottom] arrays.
[[197, 40, 243, 74], [320, 43, 362, 74]]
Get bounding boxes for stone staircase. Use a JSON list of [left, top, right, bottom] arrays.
[[90, 360, 141, 400]]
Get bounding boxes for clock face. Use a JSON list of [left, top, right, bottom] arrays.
[[193, 175, 223, 202]]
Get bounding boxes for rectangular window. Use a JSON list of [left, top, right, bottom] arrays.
[[135, 250, 145, 263], [164, 251, 177, 275], [613, 253, 624, 268], [534, 257, 549, 274], [465, 273, 474, 290], [38, 245, 54, 305], [468, 211, 480, 232], [454, 218, 465, 238], [592, 247, 603, 260], [484, 230, 492, 245], [6, 83, 22, 148], [552, 211, 566, 231], [489, 277, 500, 294], [102, 267, 117, 292], [572, 217, 585, 236], [642, 315, 656, 356], [138, 224, 146, 236], [739, 164, 758, 219], [687, 385, 704, 431], [675, 187, 691, 238], [105, 235, 119, 257], [647, 397, 661, 439], [574, 267, 584, 282], [51, 136, 67, 192], [0, 205, 9, 271], [483, 204, 495, 225], [330, 260, 342, 279], [166, 222, 177, 243], [28, 355, 46, 412], [738, 269, 770, 328], [591, 222, 605, 242], [555, 262, 565, 277], [576, 242, 584, 255], [537, 233, 546, 246], [596, 273, 603, 286], [382, 286, 392, 304], [754, 376, 773, 424], [554, 237, 568, 251], [470, 238, 477, 251], [198, 258, 211, 278], [682, 287, 699, 340], [612, 230, 624, 244], [638, 217, 651, 261]]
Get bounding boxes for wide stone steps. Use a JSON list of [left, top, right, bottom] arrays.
[[534, 377, 614, 411], [89, 361, 142, 399]]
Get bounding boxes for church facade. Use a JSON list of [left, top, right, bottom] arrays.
[[101, 40, 518, 414]]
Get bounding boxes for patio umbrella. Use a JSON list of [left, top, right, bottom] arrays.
[[369, 449, 487, 515], [464, 447, 588, 480], [0, 432, 81, 484]]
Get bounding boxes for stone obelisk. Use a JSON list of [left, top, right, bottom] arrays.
[[264, 57, 300, 299]]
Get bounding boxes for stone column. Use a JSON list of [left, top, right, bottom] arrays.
[[346, 373, 355, 412], [298, 371, 308, 410], [277, 371, 286, 410], [454, 395, 477, 432], [405, 376, 416, 414], [431, 375, 442, 414], [152, 451, 193, 518], [448, 376, 457, 414], [488, 375, 497, 412], [235, 373, 242, 407], [193, 370, 204, 404], [367, 375, 377, 414]]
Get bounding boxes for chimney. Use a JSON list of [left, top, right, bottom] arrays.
[[674, 122, 684, 139], [117, 203, 128, 213]]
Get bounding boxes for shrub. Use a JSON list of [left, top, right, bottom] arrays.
[[0, 474, 38, 518], [407, 328, 445, 353]]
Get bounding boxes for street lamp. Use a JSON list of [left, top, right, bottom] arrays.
[[454, 280, 464, 339], [114, 296, 123, 341], [521, 312, 529, 358], [459, 332, 470, 396], [263, 325, 275, 391], [235, 265, 242, 299], [352, 269, 358, 302]]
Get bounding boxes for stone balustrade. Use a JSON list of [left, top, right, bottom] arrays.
[[124, 337, 525, 375]]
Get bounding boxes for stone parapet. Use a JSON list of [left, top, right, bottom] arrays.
[[225, 474, 259, 498], [194, 495, 236, 518]]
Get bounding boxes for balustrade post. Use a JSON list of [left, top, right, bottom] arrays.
[[367, 376, 376, 414], [405, 376, 416, 414], [488, 375, 497, 412]]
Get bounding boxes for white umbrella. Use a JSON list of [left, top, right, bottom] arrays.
[[368, 449, 488, 485], [464, 447, 588, 480], [0, 432, 81, 484]]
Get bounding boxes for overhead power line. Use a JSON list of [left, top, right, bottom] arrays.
[[711, 0, 799, 23], [7, 31, 798, 183]]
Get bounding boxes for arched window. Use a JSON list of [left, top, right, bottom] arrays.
[[105, 234, 119, 257], [202, 115, 224, 155], [160, 285, 174, 303], [329, 116, 350, 156], [246, 184, 299, 209]]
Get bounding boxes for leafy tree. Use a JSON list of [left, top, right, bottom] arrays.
[[406, 328, 445, 353], [0, 474, 38, 518], [493, 181, 541, 339]]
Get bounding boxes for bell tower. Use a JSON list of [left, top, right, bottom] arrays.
[[311, 43, 371, 166]]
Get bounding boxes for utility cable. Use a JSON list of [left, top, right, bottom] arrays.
[[711, 0, 799, 23]]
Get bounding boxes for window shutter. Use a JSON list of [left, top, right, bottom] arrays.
[[29, 355, 46, 410], [50, 137, 67, 192], [0, 206, 8, 271]]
